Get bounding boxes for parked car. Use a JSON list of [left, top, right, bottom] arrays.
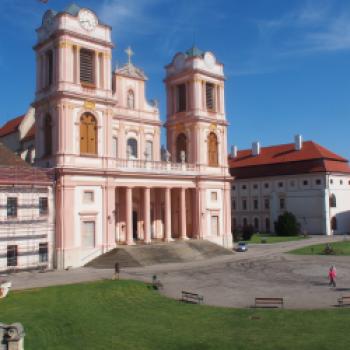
[[235, 242, 248, 252]]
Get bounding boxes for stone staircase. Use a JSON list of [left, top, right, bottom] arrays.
[[86, 240, 233, 269]]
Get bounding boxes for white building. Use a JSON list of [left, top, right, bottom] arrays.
[[0, 143, 54, 272], [229, 136, 350, 235]]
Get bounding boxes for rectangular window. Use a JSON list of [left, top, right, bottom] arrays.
[[176, 84, 186, 112], [80, 49, 95, 85], [279, 198, 285, 210], [242, 199, 247, 210], [83, 191, 94, 203], [206, 83, 215, 110], [39, 243, 48, 263], [39, 197, 48, 216], [232, 200, 236, 210], [7, 197, 17, 218], [7, 245, 17, 267], [211, 192, 218, 201], [253, 199, 258, 210], [264, 198, 270, 210], [82, 221, 95, 248], [211, 215, 219, 236], [46, 50, 53, 87], [316, 179, 322, 185]]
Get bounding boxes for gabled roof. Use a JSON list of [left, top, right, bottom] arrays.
[[0, 142, 30, 168], [115, 62, 147, 80], [229, 141, 350, 178], [0, 115, 25, 137], [0, 142, 52, 185]]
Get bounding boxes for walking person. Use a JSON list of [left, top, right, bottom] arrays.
[[328, 265, 337, 288]]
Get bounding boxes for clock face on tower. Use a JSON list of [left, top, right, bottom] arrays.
[[79, 9, 98, 32]]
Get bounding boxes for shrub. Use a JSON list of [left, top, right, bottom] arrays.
[[274, 212, 300, 236], [242, 224, 255, 241], [232, 227, 243, 242]]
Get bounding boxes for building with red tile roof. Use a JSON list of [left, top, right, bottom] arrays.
[[0, 108, 36, 164], [0, 142, 54, 272], [229, 136, 350, 236]]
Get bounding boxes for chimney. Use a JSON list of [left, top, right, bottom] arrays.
[[294, 134, 303, 151], [252, 141, 261, 156], [230, 145, 238, 158]]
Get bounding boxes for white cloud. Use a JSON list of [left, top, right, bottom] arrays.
[[257, 1, 350, 55]]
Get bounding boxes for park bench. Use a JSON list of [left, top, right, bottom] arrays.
[[152, 275, 163, 290], [181, 291, 204, 304], [255, 297, 284, 308], [337, 296, 350, 306]]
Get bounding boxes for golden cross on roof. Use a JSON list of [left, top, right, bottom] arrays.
[[125, 46, 134, 65]]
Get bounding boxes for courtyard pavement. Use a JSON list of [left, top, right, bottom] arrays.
[[5, 235, 350, 309]]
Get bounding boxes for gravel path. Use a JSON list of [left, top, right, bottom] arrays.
[[5, 235, 350, 309]]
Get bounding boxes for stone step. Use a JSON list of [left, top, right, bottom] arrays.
[[86, 239, 233, 269]]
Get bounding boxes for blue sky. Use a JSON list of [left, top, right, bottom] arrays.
[[0, 0, 349, 159]]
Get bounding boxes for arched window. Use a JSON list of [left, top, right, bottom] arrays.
[[80, 113, 97, 155], [265, 218, 270, 232], [145, 140, 153, 161], [331, 216, 337, 230], [254, 218, 259, 230], [329, 194, 337, 208], [44, 114, 52, 156], [232, 218, 237, 230], [176, 133, 187, 162], [127, 90, 135, 109], [207, 132, 218, 167], [127, 138, 138, 159]]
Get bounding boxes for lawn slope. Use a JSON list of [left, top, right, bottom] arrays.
[[1, 280, 349, 350]]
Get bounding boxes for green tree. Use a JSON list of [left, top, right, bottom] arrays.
[[274, 212, 300, 236]]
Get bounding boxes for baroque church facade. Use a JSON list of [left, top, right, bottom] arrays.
[[32, 4, 232, 268]]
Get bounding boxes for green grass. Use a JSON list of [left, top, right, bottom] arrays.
[[289, 240, 350, 255], [1, 280, 350, 350], [244, 233, 307, 244]]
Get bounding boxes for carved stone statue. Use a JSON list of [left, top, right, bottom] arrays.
[[180, 150, 186, 163], [0, 323, 25, 350], [127, 144, 132, 159], [165, 149, 171, 162]]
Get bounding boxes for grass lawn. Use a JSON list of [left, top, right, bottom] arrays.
[[1, 280, 350, 349], [244, 233, 307, 244], [289, 240, 350, 255]]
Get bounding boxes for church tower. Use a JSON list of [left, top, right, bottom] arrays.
[[33, 4, 113, 168], [164, 46, 229, 169]]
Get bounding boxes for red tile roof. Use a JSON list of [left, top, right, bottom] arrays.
[[0, 142, 53, 185], [0, 115, 25, 137], [229, 141, 350, 179]]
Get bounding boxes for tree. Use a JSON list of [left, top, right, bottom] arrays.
[[274, 212, 300, 236]]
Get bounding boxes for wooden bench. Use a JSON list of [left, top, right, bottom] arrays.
[[181, 291, 204, 304], [255, 297, 284, 308], [337, 296, 350, 306], [151, 275, 163, 290]]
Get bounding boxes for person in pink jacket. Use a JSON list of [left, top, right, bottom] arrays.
[[328, 265, 336, 287]]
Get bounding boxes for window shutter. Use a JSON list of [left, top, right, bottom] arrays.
[[80, 49, 94, 84]]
